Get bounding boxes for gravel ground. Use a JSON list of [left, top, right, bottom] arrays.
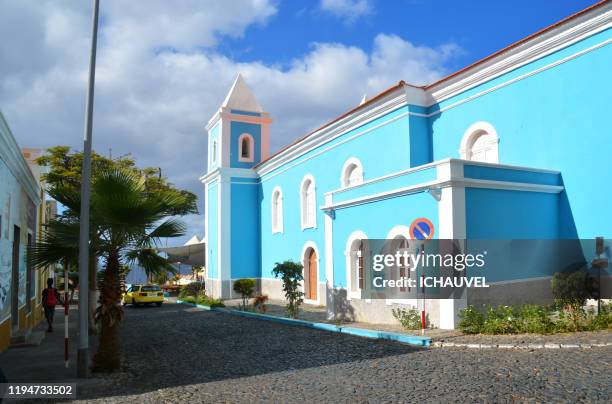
[[73, 302, 612, 403]]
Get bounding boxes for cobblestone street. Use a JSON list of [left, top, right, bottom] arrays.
[[75, 302, 612, 403]]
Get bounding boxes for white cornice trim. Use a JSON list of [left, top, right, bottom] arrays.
[[256, 86, 413, 176], [322, 176, 563, 212], [0, 111, 41, 204], [327, 159, 441, 196], [199, 167, 258, 183], [325, 158, 560, 197], [429, 4, 612, 102]]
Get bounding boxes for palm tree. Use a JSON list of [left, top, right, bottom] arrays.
[[30, 168, 185, 371]]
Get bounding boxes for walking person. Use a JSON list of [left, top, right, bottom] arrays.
[[41, 278, 63, 332]]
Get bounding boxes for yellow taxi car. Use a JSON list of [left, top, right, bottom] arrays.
[[122, 284, 164, 307]]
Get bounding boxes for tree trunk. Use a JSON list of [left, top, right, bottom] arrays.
[[92, 250, 123, 372]]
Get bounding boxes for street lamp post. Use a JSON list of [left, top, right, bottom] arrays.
[[77, 0, 100, 378]]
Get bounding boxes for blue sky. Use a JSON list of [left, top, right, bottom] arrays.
[[220, 0, 598, 79]]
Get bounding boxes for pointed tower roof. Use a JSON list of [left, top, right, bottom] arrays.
[[184, 235, 201, 246], [221, 74, 264, 113]]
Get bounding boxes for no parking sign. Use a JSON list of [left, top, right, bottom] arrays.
[[409, 218, 434, 240]]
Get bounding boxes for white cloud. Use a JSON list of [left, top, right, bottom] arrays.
[[319, 0, 372, 22], [0, 0, 461, 244]]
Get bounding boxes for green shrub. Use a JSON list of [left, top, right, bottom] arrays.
[[179, 292, 224, 308], [233, 279, 256, 309], [459, 302, 611, 335], [196, 294, 225, 308], [392, 307, 427, 330], [517, 304, 554, 334], [458, 305, 484, 334], [178, 282, 205, 299], [181, 296, 196, 304], [551, 270, 595, 311], [481, 305, 518, 334], [272, 260, 304, 318]]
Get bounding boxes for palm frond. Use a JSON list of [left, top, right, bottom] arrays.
[[126, 248, 177, 278]]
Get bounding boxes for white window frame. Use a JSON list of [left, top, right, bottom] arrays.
[[238, 133, 255, 163], [459, 121, 499, 163], [271, 186, 283, 234], [345, 230, 368, 299], [300, 174, 317, 230], [340, 157, 364, 188], [383, 225, 418, 306]]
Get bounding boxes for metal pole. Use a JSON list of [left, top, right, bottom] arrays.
[[77, 0, 100, 378], [64, 268, 69, 368]]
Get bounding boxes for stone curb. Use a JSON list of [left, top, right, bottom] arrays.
[[176, 300, 431, 347], [432, 341, 612, 349]]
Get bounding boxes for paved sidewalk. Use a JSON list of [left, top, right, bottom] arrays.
[[0, 305, 99, 384]]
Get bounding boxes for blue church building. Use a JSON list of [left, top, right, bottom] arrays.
[[200, 2, 611, 329]]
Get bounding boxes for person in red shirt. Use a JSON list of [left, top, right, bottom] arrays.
[[41, 278, 64, 332]]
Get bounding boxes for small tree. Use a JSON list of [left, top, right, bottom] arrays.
[[552, 269, 596, 330], [233, 279, 255, 310], [272, 261, 304, 318], [552, 270, 595, 311]]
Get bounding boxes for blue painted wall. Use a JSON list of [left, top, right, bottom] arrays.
[[207, 180, 219, 279], [430, 29, 612, 238], [230, 178, 261, 279], [466, 189, 559, 239], [259, 105, 416, 280]]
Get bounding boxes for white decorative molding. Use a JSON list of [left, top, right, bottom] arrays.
[[459, 121, 500, 163], [238, 133, 255, 163], [340, 157, 364, 188], [271, 186, 284, 234], [321, 170, 564, 213], [344, 230, 368, 300], [299, 174, 317, 230], [324, 193, 334, 287], [327, 159, 440, 196], [428, 4, 612, 102], [200, 167, 259, 183], [385, 225, 411, 241]]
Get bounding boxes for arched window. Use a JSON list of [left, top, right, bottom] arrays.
[[341, 158, 363, 188], [459, 122, 499, 163], [345, 231, 368, 299], [384, 225, 420, 307], [238, 133, 254, 162], [300, 175, 316, 229], [271, 187, 283, 233]]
